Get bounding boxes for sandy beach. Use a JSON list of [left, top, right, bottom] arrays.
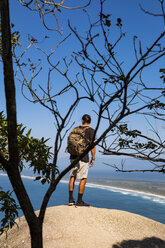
[[87, 177, 165, 197], [1, 172, 165, 198], [61, 177, 165, 199]]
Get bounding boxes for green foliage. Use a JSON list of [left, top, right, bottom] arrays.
[[100, 14, 122, 28], [116, 18, 122, 27], [0, 112, 8, 165], [147, 70, 165, 108], [133, 141, 157, 150], [0, 187, 20, 235], [100, 13, 111, 27], [159, 68, 165, 96], [119, 138, 133, 148], [160, 68, 165, 84], [0, 112, 54, 234], [35, 164, 59, 184], [119, 137, 157, 150], [118, 124, 141, 138], [0, 24, 21, 57], [0, 112, 53, 181], [148, 100, 165, 110], [116, 124, 157, 150]]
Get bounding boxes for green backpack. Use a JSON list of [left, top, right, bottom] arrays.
[[67, 126, 89, 155]]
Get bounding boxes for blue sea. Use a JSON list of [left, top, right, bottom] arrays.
[[0, 174, 165, 225]]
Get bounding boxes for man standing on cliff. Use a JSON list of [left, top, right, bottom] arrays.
[[68, 114, 96, 207]]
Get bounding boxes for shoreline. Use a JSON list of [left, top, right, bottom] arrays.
[[61, 179, 165, 200], [88, 177, 165, 198], [0, 173, 35, 180], [1, 173, 165, 200], [87, 182, 165, 199]]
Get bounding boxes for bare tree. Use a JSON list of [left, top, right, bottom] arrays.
[[67, 0, 165, 173], [0, 0, 165, 247], [18, 0, 91, 33]]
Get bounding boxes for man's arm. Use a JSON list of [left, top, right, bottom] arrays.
[[89, 146, 96, 167]]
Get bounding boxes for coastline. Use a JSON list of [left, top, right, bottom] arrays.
[[61, 178, 165, 199], [86, 182, 165, 200], [1, 173, 165, 200], [88, 177, 165, 198], [0, 173, 35, 180]]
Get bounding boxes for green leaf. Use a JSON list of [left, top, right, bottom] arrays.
[[26, 129, 31, 138], [0, 189, 20, 235], [35, 176, 41, 181], [105, 19, 111, 27], [41, 178, 47, 184], [159, 68, 165, 73]]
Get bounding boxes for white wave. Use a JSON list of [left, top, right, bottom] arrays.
[[120, 192, 129, 195], [0, 173, 7, 177], [85, 182, 165, 205], [132, 194, 138, 197], [0, 173, 35, 180], [152, 198, 165, 204], [142, 196, 151, 200], [1, 174, 165, 205]]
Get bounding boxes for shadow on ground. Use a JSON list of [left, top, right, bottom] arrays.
[[113, 237, 165, 248]]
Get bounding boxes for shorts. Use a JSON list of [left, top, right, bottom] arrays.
[[70, 160, 89, 179]]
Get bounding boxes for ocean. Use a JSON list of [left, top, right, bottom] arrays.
[[0, 173, 165, 225]]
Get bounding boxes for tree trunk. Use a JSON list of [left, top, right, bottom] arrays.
[[0, 0, 18, 164], [30, 219, 43, 248], [0, 1, 44, 248]]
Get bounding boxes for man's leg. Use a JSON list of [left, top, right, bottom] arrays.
[[77, 178, 90, 206], [68, 176, 76, 205], [69, 176, 76, 191], [79, 178, 87, 193]]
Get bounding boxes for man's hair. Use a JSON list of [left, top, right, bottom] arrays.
[[82, 114, 91, 124]]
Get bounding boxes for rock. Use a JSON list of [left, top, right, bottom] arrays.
[[0, 205, 165, 248]]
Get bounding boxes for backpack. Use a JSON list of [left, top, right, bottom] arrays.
[[67, 126, 90, 156]]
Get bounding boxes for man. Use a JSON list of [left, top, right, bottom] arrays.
[[68, 114, 96, 207]]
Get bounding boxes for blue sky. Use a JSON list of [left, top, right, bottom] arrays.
[[1, 0, 165, 172]]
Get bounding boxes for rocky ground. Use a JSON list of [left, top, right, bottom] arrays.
[[0, 205, 165, 248]]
